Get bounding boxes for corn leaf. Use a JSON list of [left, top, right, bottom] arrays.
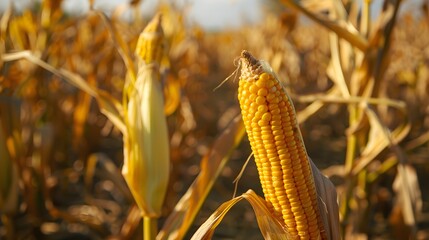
[[157, 115, 245, 240], [190, 190, 290, 240], [119, 205, 141, 240], [2, 51, 127, 134], [352, 105, 410, 175], [395, 164, 421, 226], [326, 33, 351, 98], [391, 164, 421, 238], [294, 88, 406, 124], [295, 86, 340, 123], [281, 0, 368, 51], [310, 160, 340, 240], [98, 11, 137, 83]]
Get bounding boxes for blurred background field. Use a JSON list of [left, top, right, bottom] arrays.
[[1, 0, 429, 239]]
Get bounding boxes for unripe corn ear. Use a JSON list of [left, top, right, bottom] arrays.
[[135, 13, 164, 66], [237, 50, 327, 239], [122, 13, 170, 218]]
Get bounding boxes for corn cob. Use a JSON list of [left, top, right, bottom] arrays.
[[237, 50, 327, 239]]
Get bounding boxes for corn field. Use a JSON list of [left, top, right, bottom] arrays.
[[1, 0, 429, 239]]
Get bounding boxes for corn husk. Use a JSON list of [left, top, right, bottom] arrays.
[[122, 14, 170, 217]]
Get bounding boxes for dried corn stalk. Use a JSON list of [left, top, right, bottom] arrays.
[[0, 102, 19, 215]]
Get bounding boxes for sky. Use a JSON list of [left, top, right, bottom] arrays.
[[0, 0, 263, 30], [0, 0, 425, 30]]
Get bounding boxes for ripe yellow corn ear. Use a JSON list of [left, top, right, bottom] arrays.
[[122, 13, 169, 218], [237, 50, 327, 239]]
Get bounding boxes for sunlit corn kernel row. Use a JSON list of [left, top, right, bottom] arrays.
[[238, 51, 326, 239]]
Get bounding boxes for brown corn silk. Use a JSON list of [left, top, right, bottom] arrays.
[[238, 50, 327, 239]]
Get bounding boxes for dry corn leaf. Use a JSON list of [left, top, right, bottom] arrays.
[[295, 86, 341, 123], [352, 104, 410, 175], [96, 89, 126, 134], [390, 164, 421, 239], [326, 34, 351, 98], [157, 115, 245, 240], [2, 51, 127, 134], [190, 189, 290, 240], [295, 93, 406, 110], [357, 1, 400, 98], [119, 205, 141, 239], [281, 0, 367, 51], [310, 161, 340, 240], [394, 164, 421, 225], [98, 11, 136, 82], [190, 162, 340, 239]]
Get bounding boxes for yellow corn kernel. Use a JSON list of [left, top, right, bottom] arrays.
[[237, 50, 327, 239], [135, 13, 164, 66]]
